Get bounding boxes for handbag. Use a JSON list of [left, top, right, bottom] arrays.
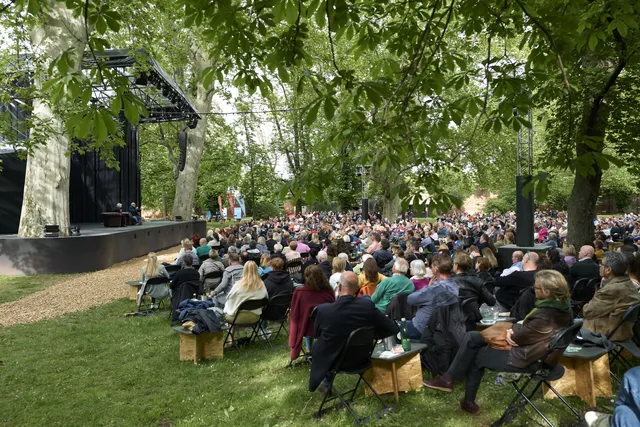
[[480, 322, 513, 351]]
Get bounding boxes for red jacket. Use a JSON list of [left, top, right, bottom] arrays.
[[288, 286, 335, 360]]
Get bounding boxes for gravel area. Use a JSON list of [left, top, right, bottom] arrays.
[[0, 246, 180, 327]]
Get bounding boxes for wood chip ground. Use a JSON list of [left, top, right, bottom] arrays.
[[0, 246, 181, 327]]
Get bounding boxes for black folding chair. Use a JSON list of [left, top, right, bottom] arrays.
[[256, 293, 293, 349], [164, 264, 181, 280], [492, 321, 583, 427], [137, 276, 170, 313], [198, 254, 209, 264], [286, 258, 303, 275], [570, 278, 596, 313], [315, 327, 394, 424], [223, 298, 269, 355], [607, 304, 640, 384], [202, 270, 223, 292]]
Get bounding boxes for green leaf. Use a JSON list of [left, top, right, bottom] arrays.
[[323, 97, 335, 120], [95, 16, 107, 34], [76, 113, 92, 139], [93, 111, 107, 142], [306, 100, 321, 126], [285, 0, 298, 26], [123, 99, 140, 125], [111, 96, 122, 115], [588, 33, 598, 51]]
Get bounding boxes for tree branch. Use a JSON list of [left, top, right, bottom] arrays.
[[325, 0, 344, 79]]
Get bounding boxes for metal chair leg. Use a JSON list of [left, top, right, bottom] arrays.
[[542, 381, 582, 420]]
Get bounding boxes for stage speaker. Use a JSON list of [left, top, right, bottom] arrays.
[[516, 175, 534, 247], [178, 131, 187, 172], [362, 198, 368, 220]]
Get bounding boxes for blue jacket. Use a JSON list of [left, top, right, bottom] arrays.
[[408, 278, 459, 334]]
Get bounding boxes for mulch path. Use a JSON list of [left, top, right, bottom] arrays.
[[0, 246, 180, 327]]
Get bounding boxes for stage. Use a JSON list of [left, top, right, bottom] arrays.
[[0, 220, 206, 275]]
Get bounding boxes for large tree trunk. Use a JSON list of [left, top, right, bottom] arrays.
[[18, 4, 86, 237], [171, 48, 213, 220], [567, 99, 610, 247]]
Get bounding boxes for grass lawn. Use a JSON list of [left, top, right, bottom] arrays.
[[0, 297, 620, 427], [0, 274, 75, 304]]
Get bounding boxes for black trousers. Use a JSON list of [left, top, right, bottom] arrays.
[[446, 331, 520, 401]]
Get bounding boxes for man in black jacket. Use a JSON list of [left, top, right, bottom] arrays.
[[373, 239, 394, 269], [570, 245, 600, 287], [310, 271, 397, 392], [495, 252, 539, 311], [453, 252, 496, 330]]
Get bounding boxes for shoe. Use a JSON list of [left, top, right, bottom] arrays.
[[460, 399, 480, 415], [423, 374, 453, 392], [317, 383, 332, 396]]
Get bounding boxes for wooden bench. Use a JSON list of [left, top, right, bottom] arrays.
[[542, 345, 612, 407], [126, 281, 142, 301], [173, 327, 223, 363]]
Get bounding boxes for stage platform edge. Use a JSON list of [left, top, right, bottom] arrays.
[[0, 220, 206, 276]]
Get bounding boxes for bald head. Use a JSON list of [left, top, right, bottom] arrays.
[[522, 252, 539, 271], [511, 251, 524, 264], [338, 271, 359, 296], [579, 245, 595, 260]]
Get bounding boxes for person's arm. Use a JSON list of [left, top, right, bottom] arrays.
[[582, 286, 616, 320], [510, 314, 555, 346], [212, 271, 230, 295], [479, 282, 496, 306], [314, 307, 324, 339], [141, 267, 146, 284], [172, 254, 182, 266], [160, 265, 170, 279], [370, 281, 384, 304]]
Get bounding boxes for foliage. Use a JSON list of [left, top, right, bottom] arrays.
[[486, 194, 516, 214], [599, 164, 640, 211]]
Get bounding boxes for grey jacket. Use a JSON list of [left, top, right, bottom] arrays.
[[212, 264, 244, 306]]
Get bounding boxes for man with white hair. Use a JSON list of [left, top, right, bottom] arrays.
[[317, 250, 332, 279], [371, 258, 415, 313]]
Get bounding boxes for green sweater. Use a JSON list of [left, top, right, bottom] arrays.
[[371, 274, 415, 313], [196, 245, 211, 258]]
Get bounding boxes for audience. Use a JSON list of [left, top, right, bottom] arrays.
[[424, 270, 572, 415], [329, 257, 347, 294], [500, 251, 524, 277], [406, 254, 458, 339], [494, 252, 539, 311], [141, 252, 169, 284], [221, 261, 268, 324], [409, 259, 430, 291], [199, 249, 225, 293], [570, 245, 600, 287], [453, 252, 496, 331], [309, 271, 397, 393], [173, 240, 200, 267], [373, 239, 394, 269], [210, 253, 243, 308], [288, 266, 336, 361], [583, 251, 640, 341], [170, 252, 199, 293], [371, 258, 415, 313], [357, 257, 386, 297]]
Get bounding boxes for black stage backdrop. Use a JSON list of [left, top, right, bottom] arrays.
[[0, 122, 140, 234]]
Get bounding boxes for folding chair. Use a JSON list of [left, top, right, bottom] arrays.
[[202, 270, 223, 293], [136, 276, 170, 313], [315, 327, 394, 424], [198, 254, 209, 264], [607, 304, 640, 384], [165, 264, 181, 279], [256, 293, 293, 349], [570, 278, 597, 313], [492, 321, 583, 427], [286, 258, 303, 275], [223, 298, 269, 355]]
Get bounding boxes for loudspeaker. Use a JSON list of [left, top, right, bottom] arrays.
[[362, 198, 368, 220], [178, 131, 187, 172], [516, 175, 534, 247]]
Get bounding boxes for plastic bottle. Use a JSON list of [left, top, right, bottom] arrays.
[[400, 318, 411, 351]]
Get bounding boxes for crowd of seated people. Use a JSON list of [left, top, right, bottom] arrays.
[[151, 208, 640, 416]]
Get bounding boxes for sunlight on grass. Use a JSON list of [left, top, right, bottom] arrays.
[[0, 274, 76, 304], [0, 298, 617, 426]]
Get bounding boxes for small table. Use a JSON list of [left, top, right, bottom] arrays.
[[364, 341, 427, 402], [542, 344, 612, 407], [126, 280, 143, 301], [173, 327, 223, 363]]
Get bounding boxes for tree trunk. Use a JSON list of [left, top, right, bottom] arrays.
[[18, 4, 86, 237], [567, 99, 610, 247], [382, 185, 401, 221], [171, 48, 213, 220]]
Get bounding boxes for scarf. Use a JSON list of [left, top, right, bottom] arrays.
[[523, 298, 571, 322]]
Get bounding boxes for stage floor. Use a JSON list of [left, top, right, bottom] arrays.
[[0, 220, 206, 275], [0, 220, 180, 239]]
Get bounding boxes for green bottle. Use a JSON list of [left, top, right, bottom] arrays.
[[401, 318, 411, 351]]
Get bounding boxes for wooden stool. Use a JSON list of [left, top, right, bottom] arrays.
[[543, 353, 612, 407], [364, 342, 426, 401], [126, 281, 143, 301], [173, 327, 223, 363]]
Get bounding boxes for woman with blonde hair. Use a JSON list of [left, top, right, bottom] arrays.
[[563, 244, 577, 268], [223, 261, 268, 324], [425, 269, 572, 414], [141, 252, 169, 284], [329, 257, 347, 294], [481, 247, 499, 272], [258, 253, 272, 277], [505, 231, 515, 245]]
